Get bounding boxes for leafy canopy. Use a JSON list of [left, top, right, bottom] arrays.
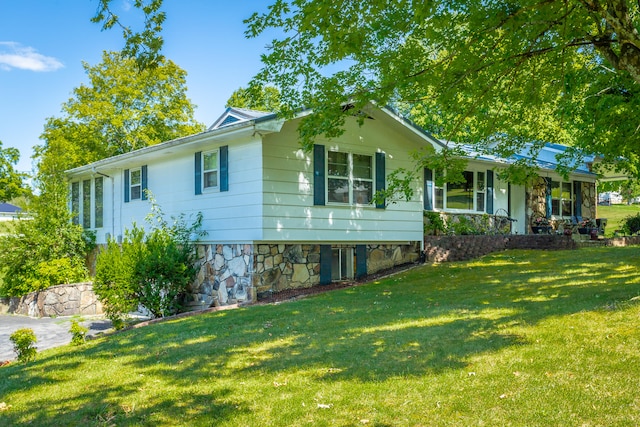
[[35, 51, 204, 176], [0, 141, 29, 202], [226, 85, 281, 112], [95, 0, 640, 179], [242, 0, 640, 178]]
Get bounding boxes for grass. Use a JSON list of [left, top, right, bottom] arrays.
[[1, 246, 640, 426], [596, 204, 640, 236]]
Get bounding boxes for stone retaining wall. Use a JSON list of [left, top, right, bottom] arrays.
[[424, 234, 577, 262], [0, 283, 102, 317], [605, 236, 640, 247]]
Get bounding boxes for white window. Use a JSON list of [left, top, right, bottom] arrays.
[[331, 248, 354, 280], [551, 180, 573, 217], [95, 177, 103, 229], [433, 170, 486, 212], [203, 150, 219, 189], [71, 182, 80, 225], [130, 168, 142, 200], [70, 178, 103, 229], [82, 180, 91, 228], [327, 151, 373, 205]]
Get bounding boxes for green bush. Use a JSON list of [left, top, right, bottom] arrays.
[[93, 228, 144, 327], [69, 320, 88, 346], [424, 211, 447, 235], [10, 328, 37, 362], [0, 188, 94, 297], [622, 213, 640, 235], [94, 198, 204, 321], [448, 216, 481, 235]]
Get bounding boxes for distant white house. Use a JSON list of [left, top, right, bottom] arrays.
[[65, 104, 599, 305], [0, 202, 21, 221]]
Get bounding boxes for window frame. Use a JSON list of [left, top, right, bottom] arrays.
[[331, 247, 354, 281], [431, 169, 487, 213], [551, 179, 573, 217], [202, 149, 220, 191], [326, 150, 374, 206], [94, 176, 104, 229], [71, 182, 80, 225], [70, 178, 103, 229], [129, 167, 142, 201], [82, 179, 92, 229]]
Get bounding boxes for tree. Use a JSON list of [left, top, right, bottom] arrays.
[[0, 141, 28, 202], [92, 0, 165, 70], [94, 1, 640, 179], [0, 175, 94, 297], [35, 51, 204, 176], [226, 85, 281, 112], [240, 0, 640, 180]]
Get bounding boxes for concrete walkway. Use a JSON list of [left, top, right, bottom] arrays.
[[0, 315, 112, 361]]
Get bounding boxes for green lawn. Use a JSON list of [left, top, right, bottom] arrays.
[[1, 246, 640, 426], [596, 204, 640, 236]]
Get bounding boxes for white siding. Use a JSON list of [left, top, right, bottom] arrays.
[[261, 116, 425, 243], [83, 134, 265, 244]]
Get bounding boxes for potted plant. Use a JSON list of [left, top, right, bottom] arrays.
[[531, 215, 551, 234], [578, 218, 594, 235]]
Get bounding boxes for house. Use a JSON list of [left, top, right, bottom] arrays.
[[0, 202, 22, 221], [65, 104, 598, 306]]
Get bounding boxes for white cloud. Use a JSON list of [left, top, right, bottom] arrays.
[[0, 42, 64, 72]]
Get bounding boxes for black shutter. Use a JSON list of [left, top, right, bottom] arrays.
[[356, 245, 367, 279], [375, 152, 385, 209], [486, 170, 494, 214], [195, 152, 202, 195], [574, 181, 582, 218], [220, 145, 229, 192], [141, 165, 148, 200], [314, 145, 325, 206], [319, 244, 332, 285], [124, 169, 130, 203], [424, 168, 433, 210]]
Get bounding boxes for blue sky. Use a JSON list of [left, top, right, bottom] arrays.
[[0, 0, 274, 173]]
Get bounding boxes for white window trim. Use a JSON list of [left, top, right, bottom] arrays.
[[432, 169, 487, 213], [202, 149, 220, 191], [129, 167, 142, 201], [551, 179, 573, 218], [70, 178, 103, 229], [326, 150, 374, 206], [331, 247, 354, 281]]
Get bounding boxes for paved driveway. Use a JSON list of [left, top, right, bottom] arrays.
[[0, 315, 112, 361]]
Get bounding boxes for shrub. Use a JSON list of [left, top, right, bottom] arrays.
[[424, 211, 447, 235], [94, 197, 204, 321], [0, 194, 94, 297], [10, 328, 37, 362], [93, 227, 144, 328], [622, 213, 640, 235], [69, 320, 88, 345], [449, 216, 481, 235]]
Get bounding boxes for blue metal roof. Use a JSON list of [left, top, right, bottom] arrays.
[[453, 141, 595, 176]]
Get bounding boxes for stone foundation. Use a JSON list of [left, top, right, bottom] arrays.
[[254, 244, 321, 294], [0, 283, 103, 317], [189, 242, 421, 306], [188, 244, 254, 309]]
